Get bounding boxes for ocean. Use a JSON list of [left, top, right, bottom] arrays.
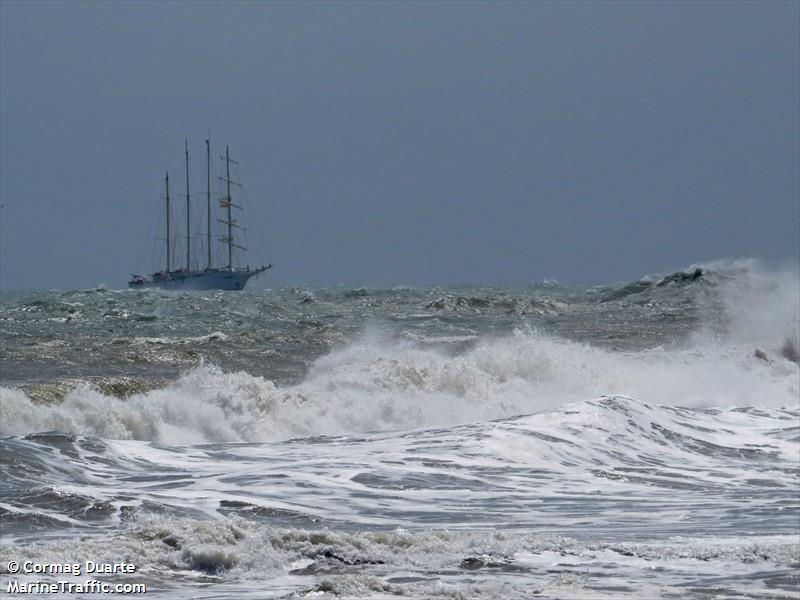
[[1, 260, 798, 599]]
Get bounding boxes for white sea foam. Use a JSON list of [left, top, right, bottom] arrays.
[[1, 327, 798, 444], [131, 331, 230, 345], [1, 514, 796, 599], [3, 394, 793, 536]]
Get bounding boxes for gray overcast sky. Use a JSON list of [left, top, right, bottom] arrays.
[[1, 0, 798, 289]]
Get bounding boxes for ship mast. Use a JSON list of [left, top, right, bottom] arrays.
[[165, 172, 171, 273], [225, 145, 233, 270], [218, 145, 244, 271], [206, 138, 212, 270], [185, 138, 191, 271]]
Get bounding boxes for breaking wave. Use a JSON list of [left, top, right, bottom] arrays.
[[1, 329, 797, 444]]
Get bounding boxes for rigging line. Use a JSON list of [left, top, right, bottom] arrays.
[[209, 149, 226, 266], [136, 175, 170, 274], [229, 159, 250, 264], [236, 163, 270, 266]]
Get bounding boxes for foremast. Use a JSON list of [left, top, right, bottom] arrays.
[[165, 172, 171, 273], [206, 138, 212, 270], [218, 145, 246, 270], [185, 138, 191, 271]]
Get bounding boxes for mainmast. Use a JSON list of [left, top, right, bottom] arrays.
[[165, 172, 171, 273], [206, 138, 212, 270], [185, 138, 191, 271]]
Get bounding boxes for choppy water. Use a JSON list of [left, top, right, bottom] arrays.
[[1, 260, 798, 598]]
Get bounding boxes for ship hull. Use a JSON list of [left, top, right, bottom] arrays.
[[129, 267, 269, 291]]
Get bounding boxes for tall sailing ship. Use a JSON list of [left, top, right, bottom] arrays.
[[129, 139, 271, 290]]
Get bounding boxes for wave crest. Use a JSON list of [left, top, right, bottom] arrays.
[[2, 322, 797, 443]]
